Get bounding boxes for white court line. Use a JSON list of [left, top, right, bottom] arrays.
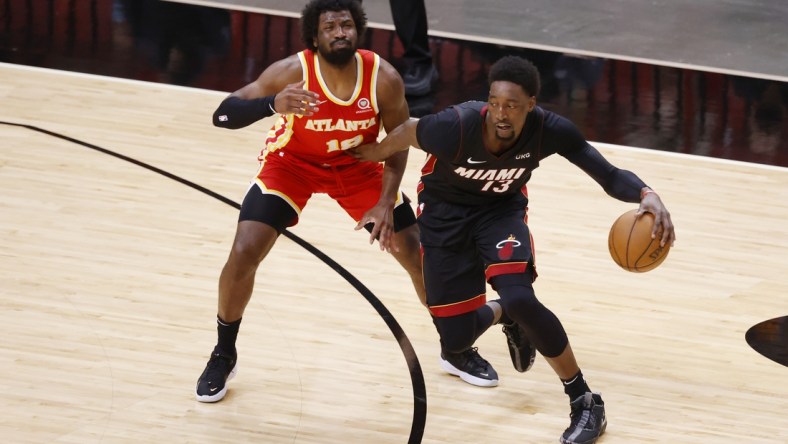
[[3, 62, 786, 173], [0, 62, 228, 96], [592, 142, 788, 173]]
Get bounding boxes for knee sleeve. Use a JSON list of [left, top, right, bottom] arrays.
[[239, 187, 297, 233], [432, 307, 494, 354], [495, 283, 569, 358]]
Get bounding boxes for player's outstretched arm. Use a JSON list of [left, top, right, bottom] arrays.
[[351, 118, 419, 162]]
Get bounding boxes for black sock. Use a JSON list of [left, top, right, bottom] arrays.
[[216, 315, 241, 357], [562, 370, 590, 401]]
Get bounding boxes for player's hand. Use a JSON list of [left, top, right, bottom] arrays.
[[637, 192, 676, 247], [273, 80, 321, 116], [347, 141, 386, 162], [354, 202, 398, 253]]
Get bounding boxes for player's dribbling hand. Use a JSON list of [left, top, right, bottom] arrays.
[[637, 192, 676, 247], [273, 80, 321, 116]]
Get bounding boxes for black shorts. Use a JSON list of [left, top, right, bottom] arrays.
[[418, 196, 535, 317], [239, 183, 417, 234]]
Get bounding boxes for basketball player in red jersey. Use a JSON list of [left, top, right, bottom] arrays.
[[195, 0, 501, 403]]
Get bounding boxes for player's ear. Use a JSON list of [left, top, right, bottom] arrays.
[[527, 96, 536, 112]]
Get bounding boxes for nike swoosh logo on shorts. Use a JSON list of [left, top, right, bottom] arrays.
[[467, 157, 486, 164]]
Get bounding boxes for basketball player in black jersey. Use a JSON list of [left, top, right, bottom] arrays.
[[352, 55, 676, 444]]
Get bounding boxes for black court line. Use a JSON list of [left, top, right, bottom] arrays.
[[2, 121, 427, 444]]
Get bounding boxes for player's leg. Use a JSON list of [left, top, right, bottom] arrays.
[[387, 199, 424, 305], [219, 188, 299, 325], [421, 241, 500, 387], [390, 203, 503, 387], [478, 200, 606, 443], [334, 166, 499, 386], [476, 200, 571, 374], [494, 280, 606, 443], [473, 197, 539, 374], [197, 155, 311, 403], [196, 186, 300, 402], [416, 197, 507, 387]]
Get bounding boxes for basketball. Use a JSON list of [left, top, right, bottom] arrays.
[[608, 209, 670, 272]]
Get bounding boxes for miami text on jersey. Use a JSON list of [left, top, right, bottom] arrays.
[[454, 166, 528, 181], [454, 166, 529, 193]]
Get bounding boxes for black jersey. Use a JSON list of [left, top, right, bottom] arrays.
[[415, 101, 606, 206]]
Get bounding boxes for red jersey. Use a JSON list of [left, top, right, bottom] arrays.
[[261, 49, 382, 167]]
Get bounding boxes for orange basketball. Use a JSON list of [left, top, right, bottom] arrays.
[[608, 209, 670, 272]]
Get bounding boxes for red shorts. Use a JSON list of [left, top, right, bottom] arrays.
[[254, 151, 402, 222]]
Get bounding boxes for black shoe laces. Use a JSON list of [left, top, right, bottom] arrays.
[[462, 347, 491, 371], [205, 353, 232, 377], [568, 396, 596, 427]]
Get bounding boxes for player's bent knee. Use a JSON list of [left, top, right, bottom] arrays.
[[230, 223, 279, 266]]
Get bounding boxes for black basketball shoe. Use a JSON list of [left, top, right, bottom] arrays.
[[502, 322, 536, 372], [195, 347, 238, 402], [560, 392, 607, 444], [439, 347, 499, 387]]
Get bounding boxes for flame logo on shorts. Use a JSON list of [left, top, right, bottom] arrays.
[[496, 234, 521, 260]]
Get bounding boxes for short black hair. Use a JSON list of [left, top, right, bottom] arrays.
[[300, 0, 367, 51], [488, 56, 541, 98]]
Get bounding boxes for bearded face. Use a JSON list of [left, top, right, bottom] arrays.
[[318, 36, 356, 66], [314, 10, 358, 66]]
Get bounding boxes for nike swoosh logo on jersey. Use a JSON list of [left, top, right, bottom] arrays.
[[467, 157, 486, 164]]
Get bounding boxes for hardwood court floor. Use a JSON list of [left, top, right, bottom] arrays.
[[1, 63, 787, 443]]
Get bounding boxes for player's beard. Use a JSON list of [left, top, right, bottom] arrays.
[[321, 40, 356, 66]]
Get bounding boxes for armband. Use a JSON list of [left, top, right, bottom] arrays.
[[212, 95, 277, 129]]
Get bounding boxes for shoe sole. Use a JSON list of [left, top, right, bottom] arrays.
[[505, 326, 537, 372], [559, 423, 606, 444], [559, 410, 607, 444], [511, 344, 536, 373], [195, 363, 238, 403], [438, 357, 498, 387]]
